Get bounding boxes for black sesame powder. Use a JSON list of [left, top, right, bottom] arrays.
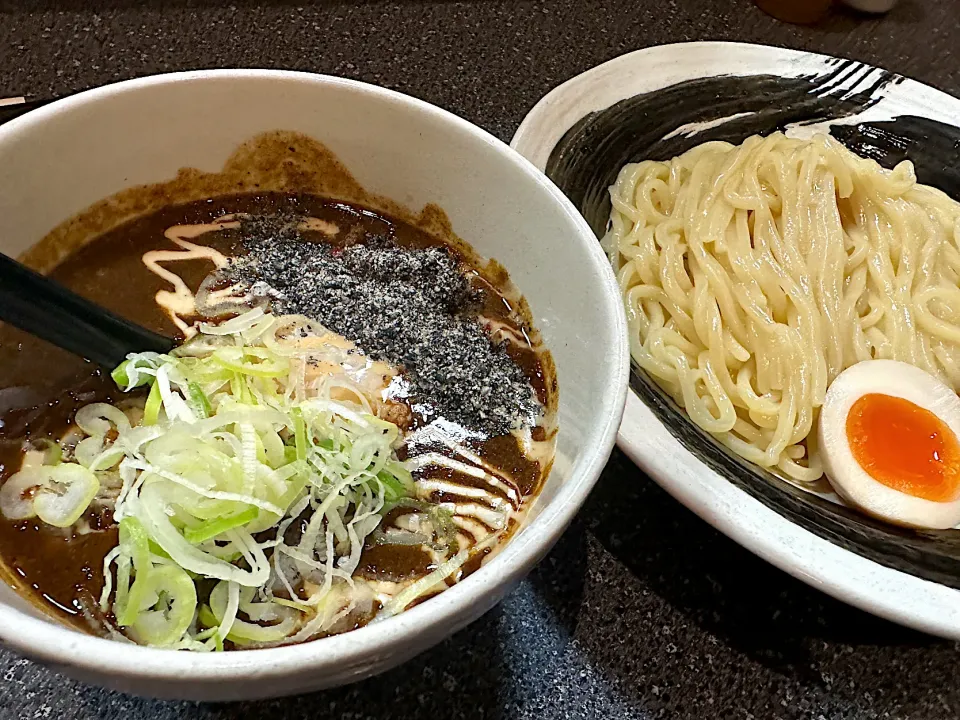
[[219, 215, 542, 436]]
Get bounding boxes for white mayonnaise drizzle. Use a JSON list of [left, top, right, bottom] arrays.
[[299, 217, 339, 236], [415, 477, 505, 502], [513, 426, 556, 468], [451, 516, 491, 543], [141, 216, 238, 337], [406, 453, 517, 500], [453, 502, 508, 528], [479, 315, 531, 347], [142, 215, 341, 338]]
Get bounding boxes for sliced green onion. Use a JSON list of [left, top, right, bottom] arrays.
[[111, 360, 133, 389], [113, 555, 132, 618], [76, 435, 124, 472], [118, 573, 150, 627], [10, 311, 465, 651], [0, 466, 46, 520], [213, 347, 288, 378], [260, 429, 286, 468], [209, 580, 241, 644], [111, 353, 168, 391], [33, 464, 99, 528], [119, 517, 152, 574], [198, 604, 218, 630], [293, 409, 308, 461], [378, 470, 411, 501], [187, 382, 213, 419], [128, 564, 197, 647], [208, 587, 299, 644], [143, 380, 163, 426], [271, 596, 311, 613], [115, 517, 158, 626], [229, 373, 252, 405], [76, 403, 132, 437], [183, 506, 258, 544], [147, 539, 171, 559], [198, 308, 266, 336], [137, 483, 270, 587]]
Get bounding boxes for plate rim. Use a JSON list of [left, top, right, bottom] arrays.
[[511, 40, 960, 639]]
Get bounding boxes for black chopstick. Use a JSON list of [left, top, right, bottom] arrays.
[[0, 94, 177, 367], [0, 252, 175, 369]]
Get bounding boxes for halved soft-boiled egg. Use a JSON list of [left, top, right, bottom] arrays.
[[819, 359, 960, 529]]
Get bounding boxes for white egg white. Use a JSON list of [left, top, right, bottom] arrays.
[[818, 359, 960, 529]]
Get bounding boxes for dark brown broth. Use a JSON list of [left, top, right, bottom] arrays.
[[0, 192, 553, 636]]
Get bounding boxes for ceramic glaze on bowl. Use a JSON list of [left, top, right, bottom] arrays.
[[512, 41, 960, 640], [0, 70, 628, 700]]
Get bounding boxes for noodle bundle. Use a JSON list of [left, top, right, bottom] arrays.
[[605, 132, 960, 482]]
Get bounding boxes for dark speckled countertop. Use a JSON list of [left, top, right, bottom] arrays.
[[2, 1, 960, 718]]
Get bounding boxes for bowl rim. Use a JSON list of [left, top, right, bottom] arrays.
[[0, 69, 629, 681], [510, 40, 960, 640]]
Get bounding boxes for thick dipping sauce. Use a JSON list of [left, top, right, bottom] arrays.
[[0, 192, 556, 638]]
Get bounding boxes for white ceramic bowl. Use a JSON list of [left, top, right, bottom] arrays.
[[0, 70, 628, 700]]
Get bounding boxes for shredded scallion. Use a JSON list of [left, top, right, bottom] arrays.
[[4, 310, 491, 650]]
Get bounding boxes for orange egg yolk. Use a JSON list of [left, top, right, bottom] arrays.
[[846, 393, 960, 502]]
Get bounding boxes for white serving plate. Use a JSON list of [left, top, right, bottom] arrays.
[[511, 41, 960, 639]]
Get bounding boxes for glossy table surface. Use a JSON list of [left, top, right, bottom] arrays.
[[1, 1, 959, 717]]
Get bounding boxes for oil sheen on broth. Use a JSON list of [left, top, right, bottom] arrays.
[[0, 192, 556, 646]]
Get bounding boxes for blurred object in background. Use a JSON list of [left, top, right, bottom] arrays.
[[755, 0, 899, 23], [842, 0, 899, 11], [0, 97, 31, 126], [754, 0, 833, 23]]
